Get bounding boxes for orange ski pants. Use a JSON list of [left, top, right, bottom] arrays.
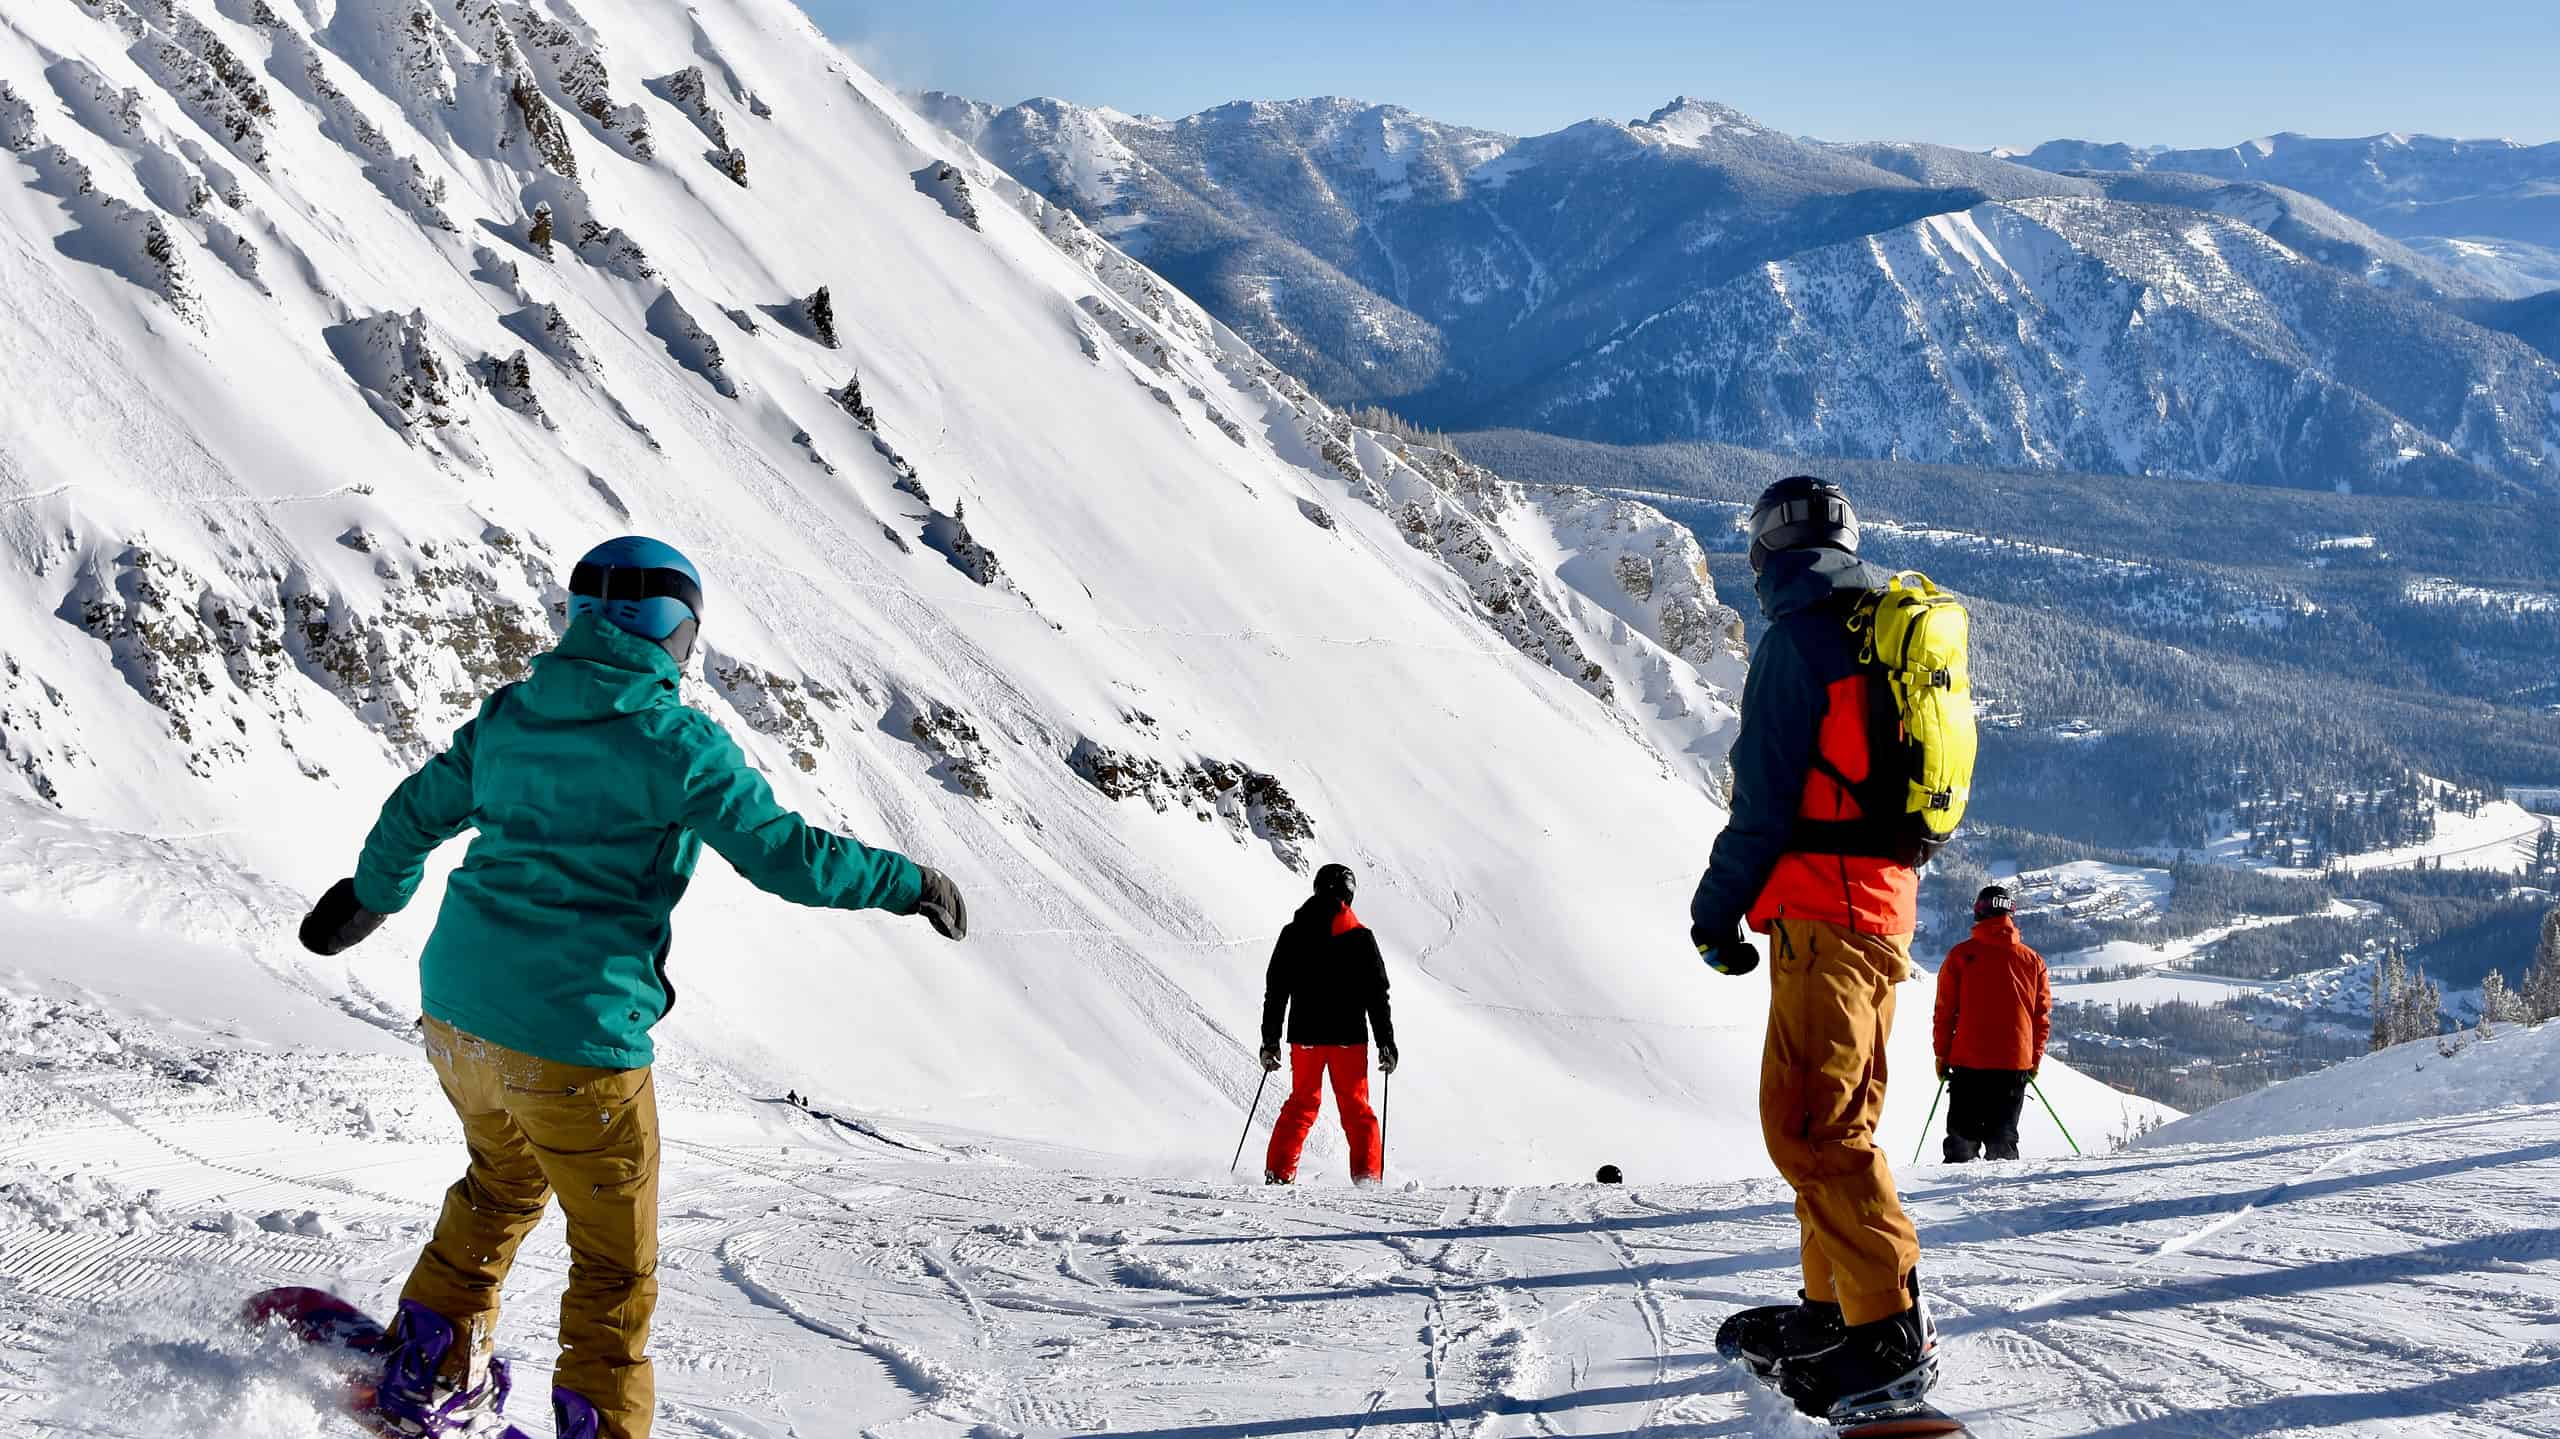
[[1762, 919, 1922, 1326]]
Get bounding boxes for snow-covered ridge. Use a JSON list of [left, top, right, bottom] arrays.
[[933, 91, 2560, 493], [2155, 1015, 2560, 1145], [1517, 197, 2560, 496]]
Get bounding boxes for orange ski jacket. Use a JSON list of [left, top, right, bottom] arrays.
[[1933, 915, 2051, 1071]]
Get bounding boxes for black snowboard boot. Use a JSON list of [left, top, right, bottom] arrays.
[[1776, 1273, 1936, 1420], [1714, 1291, 1844, 1376]]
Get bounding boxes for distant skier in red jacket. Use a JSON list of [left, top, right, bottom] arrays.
[[1260, 864, 1397, 1185], [1932, 886, 2051, 1162]]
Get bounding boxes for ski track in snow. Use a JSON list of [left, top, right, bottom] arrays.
[[11, 1008, 2560, 1438]]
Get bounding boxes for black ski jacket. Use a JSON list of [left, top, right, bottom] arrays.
[[1261, 897, 1396, 1050]]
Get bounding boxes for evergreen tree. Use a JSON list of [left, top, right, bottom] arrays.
[[2371, 950, 2405, 1051], [2531, 908, 2560, 1022], [2481, 969, 2521, 1030], [2519, 906, 2560, 1019]]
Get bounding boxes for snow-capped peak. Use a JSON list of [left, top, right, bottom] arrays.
[[1630, 95, 1767, 147]]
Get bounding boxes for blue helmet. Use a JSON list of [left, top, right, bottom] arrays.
[[568, 536, 703, 644]]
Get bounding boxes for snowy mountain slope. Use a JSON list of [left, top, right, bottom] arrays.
[[931, 93, 2560, 494], [1829, 139, 2101, 203], [2466, 287, 2560, 365], [15, 924, 2560, 1438], [2426, 236, 2560, 301], [1508, 197, 2560, 497], [2074, 170, 2493, 302], [920, 94, 1986, 410], [2155, 1016, 2560, 1145], [0, 0, 2156, 1194], [2012, 129, 2560, 259]]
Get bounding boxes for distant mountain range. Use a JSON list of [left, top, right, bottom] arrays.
[[922, 94, 2560, 498]]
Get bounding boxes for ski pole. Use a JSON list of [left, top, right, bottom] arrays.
[[1230, 1069, 1271, 1175], [1913, 1077, 1947, 1165], [1380, 1068, 1392, 1177], [2031, 1078, 2080, 1156]]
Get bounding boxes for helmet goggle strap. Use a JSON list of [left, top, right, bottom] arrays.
[[1746, 492, 1854, 572], [569, 561, 705, 622]]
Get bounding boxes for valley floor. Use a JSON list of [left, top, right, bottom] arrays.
[[6, 1008, 2560, 1437]]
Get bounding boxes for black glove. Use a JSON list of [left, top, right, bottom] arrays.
[[1378, 1044, 1399, 1076], [1692, 918, 1758, 977], [1259, 1044, 1282, 1073], [909, 867, 968, 941], [300, 878, 387, 956]]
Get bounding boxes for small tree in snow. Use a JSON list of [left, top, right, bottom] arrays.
[[2371, 948, 2444, 1048], [2399, 966, 2444, 1047], [2371, 950, 2403, 1051], [2481, 970, 2525, 1032], [2528, 907, 2560, 1022]]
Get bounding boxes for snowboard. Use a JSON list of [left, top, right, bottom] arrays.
[[1834, 1404, 1971, 1437], [240, 1286, 533, 1438], [1713, 1315, 1969, 1436], [242, 1286, 395, 1430]]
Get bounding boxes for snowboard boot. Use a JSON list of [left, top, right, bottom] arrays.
[[1775, 1273, 1937, 1422], [552, 1388, 602, 1439], [1714, 1291, 1844, 1376], [375, 1300, 518, 1436]]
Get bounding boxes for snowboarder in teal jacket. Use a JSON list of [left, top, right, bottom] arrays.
[[298, 535, 965, 1439]]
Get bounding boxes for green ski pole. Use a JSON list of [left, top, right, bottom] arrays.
[[2031, 1077, 2080, 1156], [1912, 1077, 1947, 1165]]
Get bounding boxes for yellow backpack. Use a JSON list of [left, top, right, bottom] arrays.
[[1848, 571, 1976, 862]]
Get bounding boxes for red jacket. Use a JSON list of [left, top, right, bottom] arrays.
[[1748, 670, 1919, 937], [1933, 916, 2050, 1071]]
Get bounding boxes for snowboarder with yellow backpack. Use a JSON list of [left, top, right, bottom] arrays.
[[1694, 476, 1975, 1428]]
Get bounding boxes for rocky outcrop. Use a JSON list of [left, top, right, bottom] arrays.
[[645, 289, 737, 397], [20, 141, 202, 326], [921, 502, 1013, 594], [1069, 740, 1315, 870], [913, 162, 982, 230], [709, 656, 852, 773], [901, 699, 995, 799], [324, 312, 476, 458], [474, 349, 550, 427], [285, 535, 559, 758], [0, 653, 83, 804], [0, 80, 37, 152], [112, 1, 275, 171], [499, 2, 651, 161]]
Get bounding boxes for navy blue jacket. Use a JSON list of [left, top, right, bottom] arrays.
[[1690, 547, 1891, 935]]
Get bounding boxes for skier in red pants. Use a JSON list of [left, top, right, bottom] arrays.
[[1260, 864, 1398, 1184]]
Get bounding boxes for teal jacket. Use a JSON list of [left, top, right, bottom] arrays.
[[354, 616, 925, 1068]]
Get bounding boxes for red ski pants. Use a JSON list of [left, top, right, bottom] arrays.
[[1265, 1044, 1381, 1182]]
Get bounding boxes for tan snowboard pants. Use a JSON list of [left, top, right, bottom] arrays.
[[1761, 919, 1923, 1327], [401, 1017, 659, 1439]]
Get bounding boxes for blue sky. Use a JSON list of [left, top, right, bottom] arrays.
[[811, 0, 2559, 149]]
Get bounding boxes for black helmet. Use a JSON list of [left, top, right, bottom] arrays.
[[1974, 885, 2015, 921], [1313, 864, 1356, 902], [1595, 1164, 1624, 1184], [1746, 475, 1858, 574]]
